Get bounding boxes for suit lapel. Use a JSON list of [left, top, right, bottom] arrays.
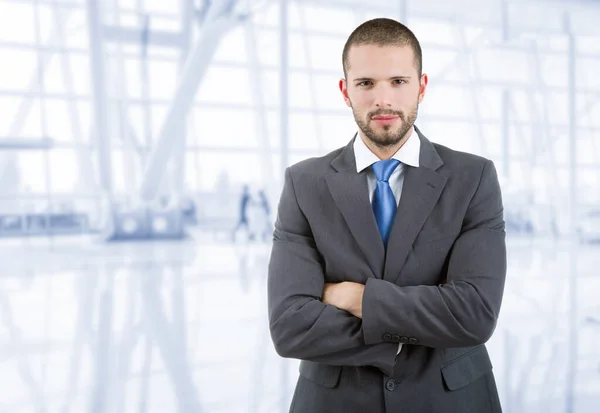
[[324, 128, 448, 282], [383, 127, 448, 283], [382, 166, 447, 283], [325, 137, 385, 279]]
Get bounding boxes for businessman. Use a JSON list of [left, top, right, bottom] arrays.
[[267, 17, 506, 413]]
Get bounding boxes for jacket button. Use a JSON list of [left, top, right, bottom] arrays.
[[383, 333, 392, 341], [385, 379, 397, 391], [391, 334, 400, 342], [409, 337, 418, 345], [400, 336, 409, 344]]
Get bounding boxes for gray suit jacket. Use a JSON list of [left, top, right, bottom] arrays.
[[267, 126, 506, 413]]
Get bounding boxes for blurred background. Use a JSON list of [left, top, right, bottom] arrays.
[[0, 0, 599, 412]]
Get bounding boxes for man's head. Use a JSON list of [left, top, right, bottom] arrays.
[[340, 18, 428, 151]]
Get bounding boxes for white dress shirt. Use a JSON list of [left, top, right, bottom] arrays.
[[353, 126, 421, 355]]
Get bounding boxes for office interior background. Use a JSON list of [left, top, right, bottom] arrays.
[[0, 0, 599, 412]]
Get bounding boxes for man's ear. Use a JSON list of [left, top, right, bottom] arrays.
[[339, 78, 351, 108], [418, 73, 428, 104]]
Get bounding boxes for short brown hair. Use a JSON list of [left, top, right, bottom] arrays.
[[342, 18, 422, 78]]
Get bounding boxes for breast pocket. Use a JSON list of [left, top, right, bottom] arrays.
[[413, 222, 461, 246]]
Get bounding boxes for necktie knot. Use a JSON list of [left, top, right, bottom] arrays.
[[372, 159, 400, 182]]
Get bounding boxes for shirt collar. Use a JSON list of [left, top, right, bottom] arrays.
[[353, 126, 421, 173]]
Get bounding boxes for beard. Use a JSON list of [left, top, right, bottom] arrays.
[[352, 103, 418, 148]]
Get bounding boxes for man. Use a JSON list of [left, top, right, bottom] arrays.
[[267, 17, 506, 413]]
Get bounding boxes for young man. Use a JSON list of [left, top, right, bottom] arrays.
[[267, 17, 506, 413]]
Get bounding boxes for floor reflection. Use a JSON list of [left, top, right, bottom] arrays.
[[0, 236, 598, 412]]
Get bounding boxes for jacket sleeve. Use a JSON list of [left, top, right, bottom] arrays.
[[268, 167, 398, 376], [361, 159, 507, 348]]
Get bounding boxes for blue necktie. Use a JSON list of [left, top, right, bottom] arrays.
[[372, 159, 401, 246]]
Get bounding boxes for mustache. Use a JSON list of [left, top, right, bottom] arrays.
[[369, 109, 404, 118]]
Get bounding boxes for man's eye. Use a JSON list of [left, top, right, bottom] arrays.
[[357, 81, 372, 87], [394, 79, 406, 84]]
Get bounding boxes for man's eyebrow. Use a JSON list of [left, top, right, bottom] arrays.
[[352, 76, 412, 82]]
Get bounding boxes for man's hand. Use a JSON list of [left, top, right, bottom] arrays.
[[322, 281, 365, 319]]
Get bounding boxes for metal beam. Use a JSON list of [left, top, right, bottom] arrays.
[[52, 3, 100, 194], [564, 11, 578, 413], [139, 4, 242, 202], [527, 39, 562, 221], [0, 138, 54, 149], [113, 4, 139, 197], [456, 24, 487, 156], [0, 5, 75, 194], [244, 20, 275, 192], [501, 89, 511, 179], [501, 0, 510, 180], [169, 0, 195, 198], [297, 6, 325, 152], [102, 25, 184, 47], [279, 0, 289, 177], [139, 12, 152, 182], [398, 0, 408, 23], [86, 0, 114, 198], [279, 1, 290, 411]]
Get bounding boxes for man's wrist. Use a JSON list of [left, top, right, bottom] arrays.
[[351, 283, 364, 318]]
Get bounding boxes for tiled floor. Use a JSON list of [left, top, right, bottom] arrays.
[[0, 235, 598, 412]]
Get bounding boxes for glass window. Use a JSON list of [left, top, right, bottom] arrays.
[[16, 151, 47, 194], [48, 148, 79, 192], [0, 2, 35, 44], [0, 48, 37, 91], [191, 107, 259, 149], [196, 65, 253, 105]]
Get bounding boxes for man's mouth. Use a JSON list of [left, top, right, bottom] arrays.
[[371, 115, 399, 125]]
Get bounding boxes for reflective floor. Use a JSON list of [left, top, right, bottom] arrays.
[[0, 234, 599, 413]]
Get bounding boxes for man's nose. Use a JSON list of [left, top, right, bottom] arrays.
[[373, 85, 394, 108]]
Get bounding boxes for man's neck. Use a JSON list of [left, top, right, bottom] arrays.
[[359, 128, 413, 160]]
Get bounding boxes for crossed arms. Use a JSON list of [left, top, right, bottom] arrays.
[[267, 161, 506, 377]]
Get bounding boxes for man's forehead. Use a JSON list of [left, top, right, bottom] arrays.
[[347, 44, 414, 64], [346, 45, 417, 77]]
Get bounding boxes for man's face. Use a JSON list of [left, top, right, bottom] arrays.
[[339, 44, 428, 148]]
